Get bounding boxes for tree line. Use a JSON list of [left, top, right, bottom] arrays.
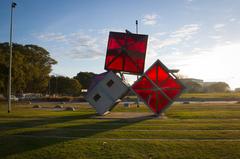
[[183, 81, 231, 93], [0, 43, 95, 97], [49, 72, 95, 96], [0, 43, 57, 96]]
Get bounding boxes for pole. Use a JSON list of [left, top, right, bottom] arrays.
[[8, 2, 16, 113], [136, 20, 138, 34], [135, 20, 140, 107]]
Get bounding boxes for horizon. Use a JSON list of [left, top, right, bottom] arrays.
[[0, 0, 240, 89]]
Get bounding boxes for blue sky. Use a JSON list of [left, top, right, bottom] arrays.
[[1, 0, 240, 89]]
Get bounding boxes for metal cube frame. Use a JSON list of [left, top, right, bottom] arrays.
[[131, 59, 185, 115], [85, 71, 129, 115], [104, 31, 148, 75]]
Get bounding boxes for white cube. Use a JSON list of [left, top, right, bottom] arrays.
[[85, 71, 129, 115]]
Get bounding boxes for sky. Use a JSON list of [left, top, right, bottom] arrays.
[[0, 0, 240, 89]]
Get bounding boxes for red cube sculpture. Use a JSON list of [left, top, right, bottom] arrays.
[[104, 31, 148, 75], [131, 60, 185, 115]]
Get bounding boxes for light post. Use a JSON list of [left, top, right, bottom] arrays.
[[136, 20, 140, 107], [136, 20, 138, 34], [8, 2, 17, 113]]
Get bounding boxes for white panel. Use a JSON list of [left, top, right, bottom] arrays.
[[86, 71, 129, 115]]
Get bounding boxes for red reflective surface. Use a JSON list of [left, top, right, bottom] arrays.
[[105, 31, 148, 75], [132, 60, 185, 115]]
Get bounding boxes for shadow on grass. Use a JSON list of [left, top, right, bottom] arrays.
[[0, 113, 154, 158], [0, 113, 93, 132]]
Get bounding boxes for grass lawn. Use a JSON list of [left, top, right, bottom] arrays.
[[1, 102, 240, 159], [127, 92, 240, 100], [180, 92, 240, 99]]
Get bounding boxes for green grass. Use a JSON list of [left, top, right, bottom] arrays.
[[127, 92, 240, 100], [1, 102, 240, 159], [180, 92, 240, 99]]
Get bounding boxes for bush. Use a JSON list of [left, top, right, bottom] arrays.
[[65, 107, 75, 111], [54, 105, 63, 109], [33, 105, 41, 108]]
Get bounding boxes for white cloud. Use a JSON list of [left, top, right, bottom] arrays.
[[156, 38, 182, 48], [68, 33, 97, 46], [37, 24, 200, 61], [37, 33, 66, 42], [67, 33, 106, 59], [154, 32, 167, 36], [214, 24, 225, 31], [36, 32, 106, 59], [142, 14, 158, 25], [170, 24, 200, 39], [229, 18, 236, 22], [69, 46, 103, 59], [147, 24, 200, 57], [144, 24, 201, 70], [209, 35, 222, 40]]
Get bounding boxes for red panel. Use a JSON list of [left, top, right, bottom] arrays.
[[126, 37, 148, 53], [156, 92, 170, 113], [146, 65, 169, 86], [105, 31, 148, 75], [160, 77, 182, 89], [162, 89, 181, 100], [147, 92, 158, 113], [132, 60, 185, 115], [107, 38, 121, 50], [124, 55, 138, 73], [132, 76, 154, 90], [107, 55, 123, 71]]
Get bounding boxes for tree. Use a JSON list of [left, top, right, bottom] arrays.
[[184, 81, 203, 93], [175, 73, 188, 79], [235, 88, 240, 92], [0, 43, 10, 96], [74, 72, 96, 89], [49, 76, 82, 96], [205, 82, 230, 93], [22, 44, 57, 93], [0, 63, 8, 95], [0, 43, 57, 96]]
